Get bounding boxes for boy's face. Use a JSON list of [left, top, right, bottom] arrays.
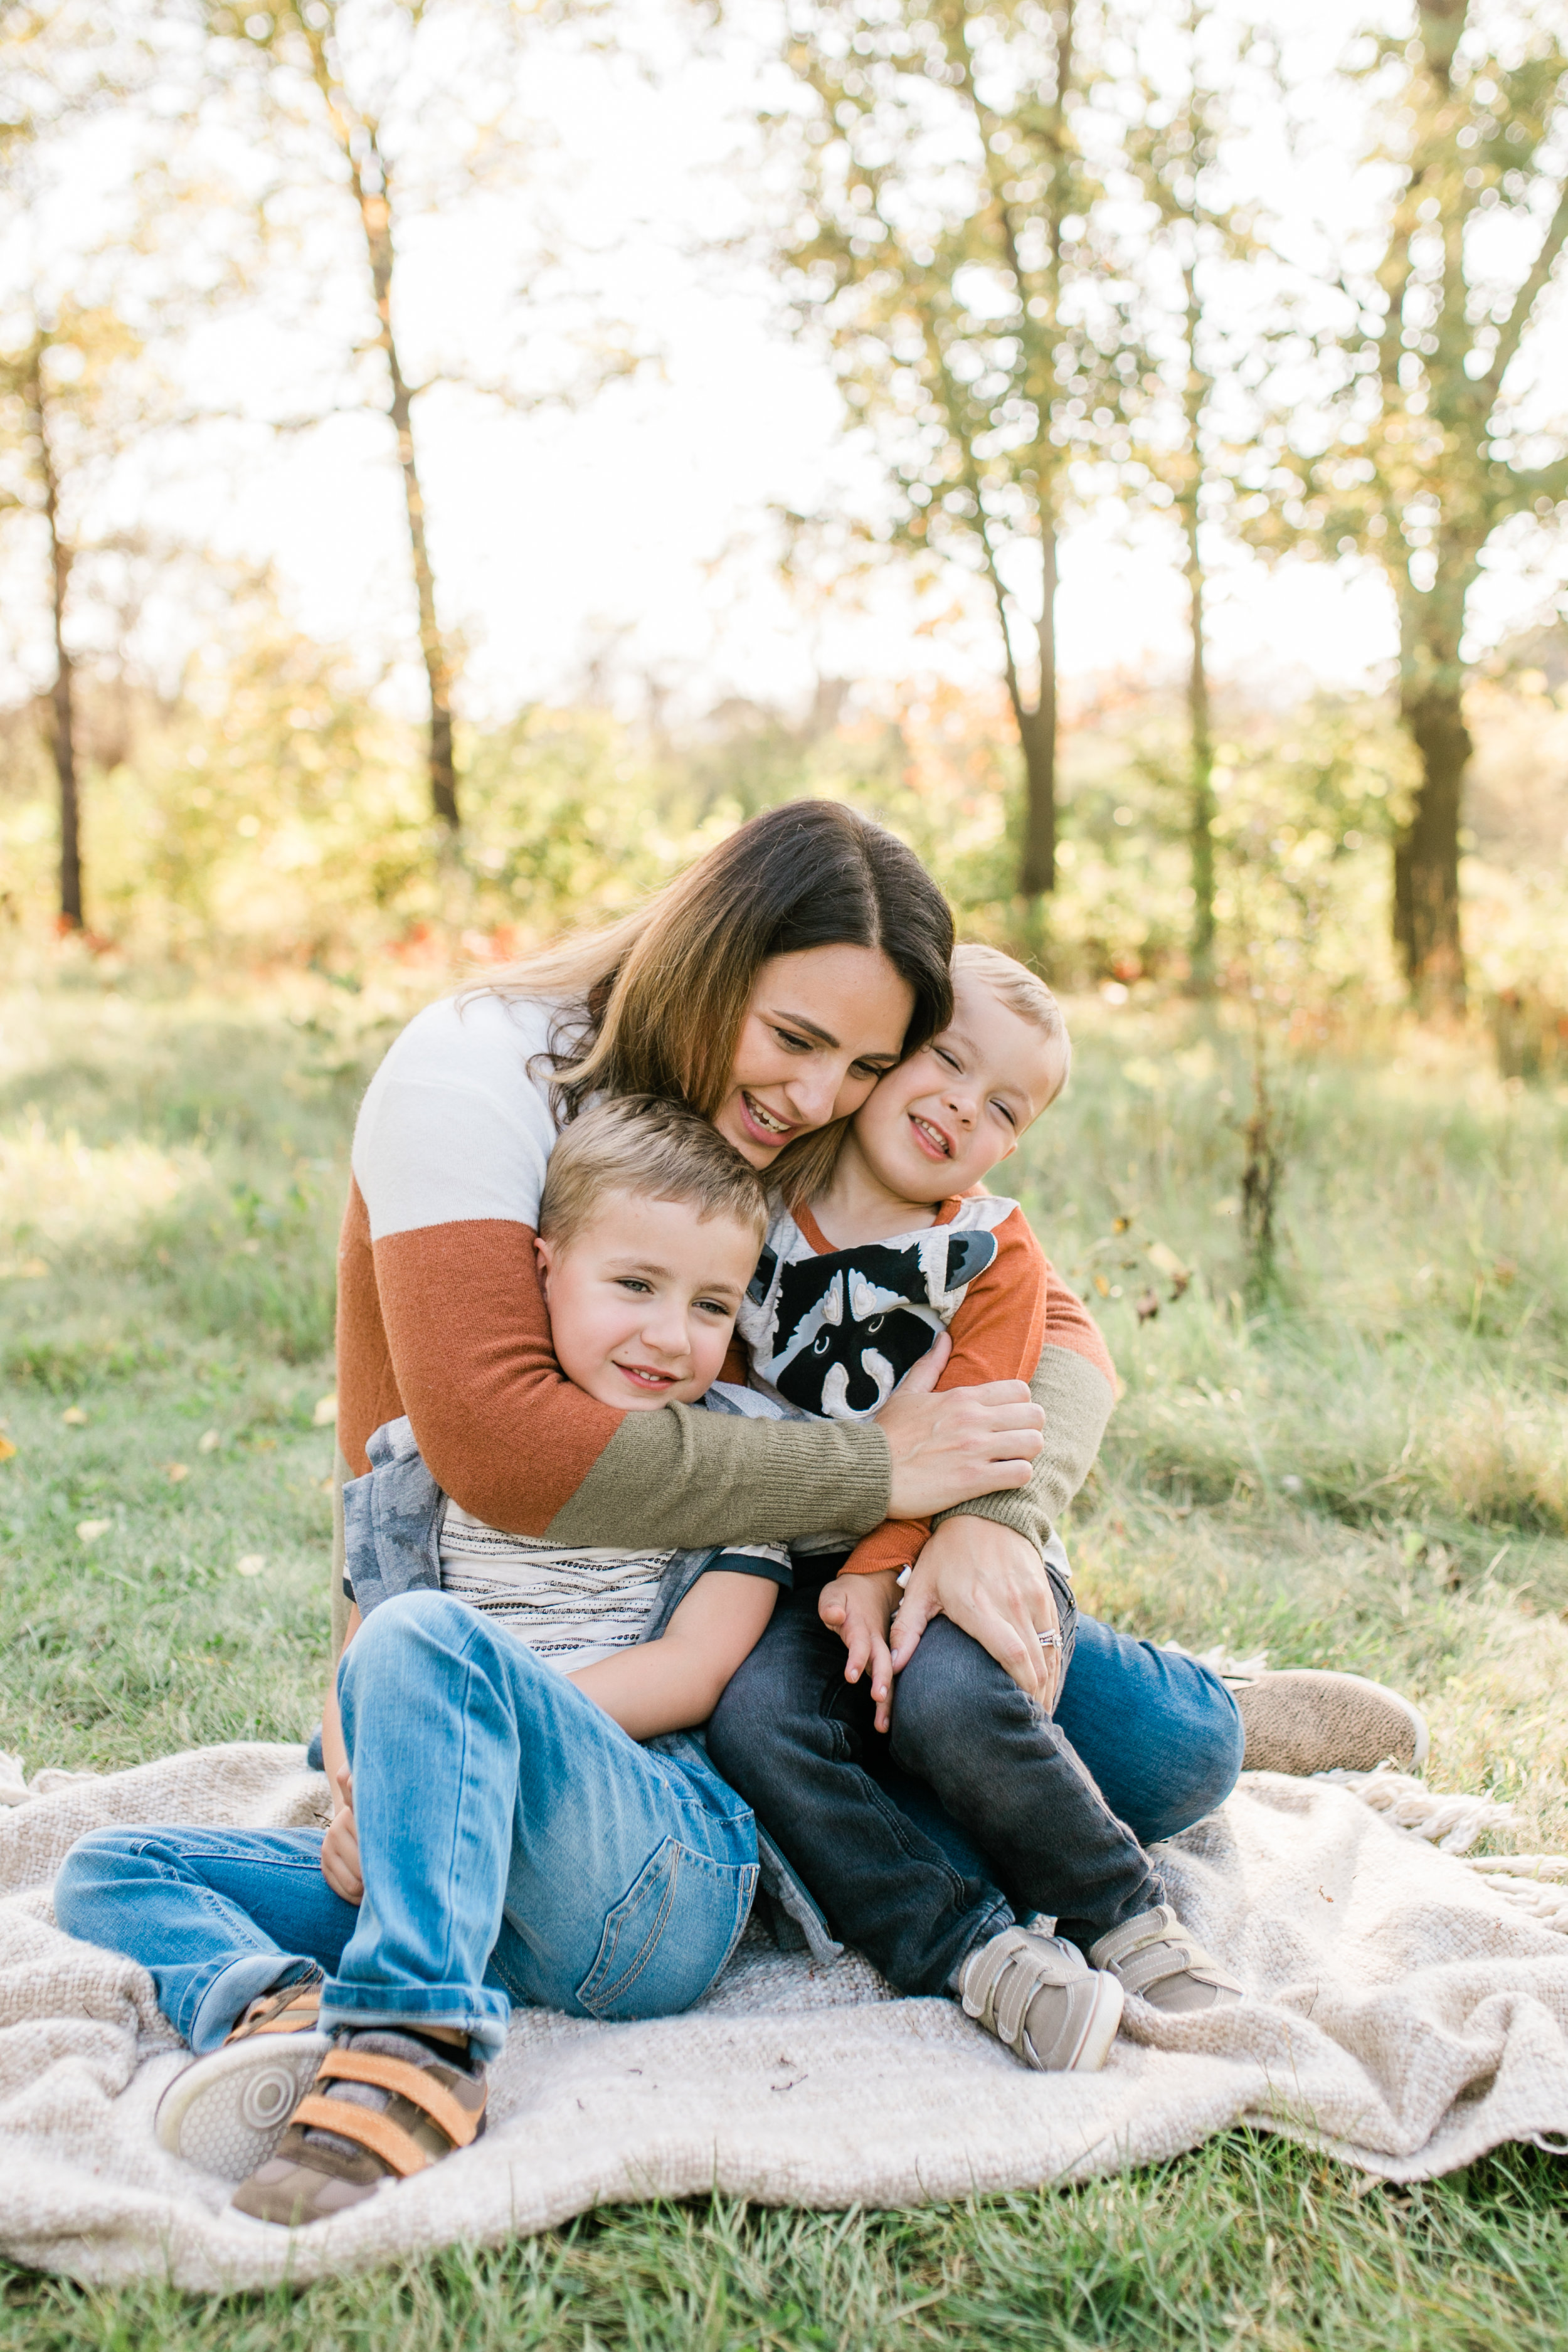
[[852, 971, 1066, 1201], [534, 1191, 758, 1410]]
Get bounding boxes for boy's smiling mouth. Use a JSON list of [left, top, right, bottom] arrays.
[[908, 1112, 954, 1160], [613, 1361, 681, 1391]]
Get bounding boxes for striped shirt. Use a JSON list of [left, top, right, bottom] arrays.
[[435, 1383, 791, 1672]]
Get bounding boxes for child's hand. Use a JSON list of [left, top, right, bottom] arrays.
[[818, 1571, 902, 1734], [320, 1765, 363, 1904]]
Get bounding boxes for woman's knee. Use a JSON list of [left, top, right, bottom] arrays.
[[1159, 1669, 1245, 1833]]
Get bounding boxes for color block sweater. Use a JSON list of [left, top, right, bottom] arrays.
[[336, 990, 1116, 1555]]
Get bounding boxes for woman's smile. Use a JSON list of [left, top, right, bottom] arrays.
[[713, 945, 915, 1168], [736, 1091, 798, 1148]]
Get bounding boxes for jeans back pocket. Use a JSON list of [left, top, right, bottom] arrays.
[[576, 1837, 758, 2021]]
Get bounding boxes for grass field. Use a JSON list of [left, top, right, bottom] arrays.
[[3, 960, 1567, 2348]]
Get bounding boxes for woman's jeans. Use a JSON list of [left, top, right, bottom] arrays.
[[709, 1571, 1244, 1996], [55, 1592, 759, 2063]]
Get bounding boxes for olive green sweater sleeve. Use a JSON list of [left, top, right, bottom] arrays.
[[931, 1266, 1116, 1556], [542, 1401, 893, 1552]]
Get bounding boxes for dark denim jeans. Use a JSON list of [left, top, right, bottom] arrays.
[[707, 1569, 1243, 1994]]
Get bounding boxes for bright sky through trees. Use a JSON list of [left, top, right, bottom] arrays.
[[4, 0, 1567, 728]]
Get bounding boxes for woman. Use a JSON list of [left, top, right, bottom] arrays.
[[334, 798, 1251, 1831]]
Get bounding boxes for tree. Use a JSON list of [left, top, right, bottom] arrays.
[[1122, 2, 1264, 993], [1274, 0, 1568, 1012], [771, 0, 1141, 908], [0, 304, 143, 931], [1, 1, 153, 930], [192, 0, 615, 840]]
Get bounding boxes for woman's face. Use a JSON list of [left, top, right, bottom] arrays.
[[713, 945, 916, 1169]]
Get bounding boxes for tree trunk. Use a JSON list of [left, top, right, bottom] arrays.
[[28, 342, 83, 929], [1184, 497, 1215, 992], [1019, 517, 1058, 896], [359, 185, 460, 834], [1394, 677, 1468, 1013]]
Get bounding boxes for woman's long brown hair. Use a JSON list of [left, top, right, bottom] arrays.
[[470, 800, 954, 1201]]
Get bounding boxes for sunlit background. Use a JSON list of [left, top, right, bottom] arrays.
[[3, 0, 1567, 1036]]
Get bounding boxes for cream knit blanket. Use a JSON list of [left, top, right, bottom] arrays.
[[0, 1742, 1565, 2290]]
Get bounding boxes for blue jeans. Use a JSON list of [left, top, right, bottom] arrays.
[[55, 1592, 759, 2063]]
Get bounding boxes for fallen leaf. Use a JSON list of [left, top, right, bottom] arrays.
[[1093, 1274, 1110, 1296], [235, 1554, 266, 1577], [198, 1429, 221, 1453], [0, 1437, 15, 1464], [165, 1462, 190, 1483], [1135, 1289, 1160, 1323], [1111, 1215, 1132, 1234], [61, 1406, 87, 1426], [312, 1394, 338, 1427], [1146, 1241, 1191, 1297], [77, 1520, 110, 1544]]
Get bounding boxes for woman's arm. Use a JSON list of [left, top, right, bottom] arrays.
[[928, 1258, 1115, 1554], [343, 1192, 1045, 1550], [340, 997, 1044, 1554], [567, 1572, 779, 1742]]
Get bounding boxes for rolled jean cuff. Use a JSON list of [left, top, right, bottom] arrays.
[[946, 1894, 1018, 1991], [319, 1979, 513, 2064], [189, 1951, 305, 2055]]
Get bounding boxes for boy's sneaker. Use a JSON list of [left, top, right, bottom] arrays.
[[232, 2026, 487, 2225], [1232, 1669, 1429, 1778], [956, 1926, 1123, 2072], [1089, 1905, 1241, 2013], [155, 1966, 329, 2180]]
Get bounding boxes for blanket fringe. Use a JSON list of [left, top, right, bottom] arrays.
[[1309, 1763, 1515, 1855]]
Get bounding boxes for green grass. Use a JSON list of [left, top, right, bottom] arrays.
[[3, 965, 1568, 2347]]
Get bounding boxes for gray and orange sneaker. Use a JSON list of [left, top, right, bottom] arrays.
[[231, 2026, 487, 2224], [155, 1966, 329, 2179]]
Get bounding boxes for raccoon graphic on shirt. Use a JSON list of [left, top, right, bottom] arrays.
[[737, 1194, 1022, 1421]]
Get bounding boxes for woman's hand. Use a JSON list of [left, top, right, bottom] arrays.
[[321, 1765, 363, 1904], [889, 1517, 1062, 1703], [874, 1335, 1045, 1520]]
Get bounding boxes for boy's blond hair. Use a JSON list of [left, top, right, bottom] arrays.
[[952, 943, 1071, 1102], [538, 1094, 769, 1249]]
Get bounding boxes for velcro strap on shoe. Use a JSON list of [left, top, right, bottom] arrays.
[[1096, 1910, 1236, 2000], [228, 1969, 324, 2043], [250, 1993, 321, 2035], [290, 2093, 432, 2177], [961, 1929, 1078, 2060], [992, 1954, 1039, 2053], [316, 2048, 484, 2149]]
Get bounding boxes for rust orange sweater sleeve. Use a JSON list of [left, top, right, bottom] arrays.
[[838, 1206, 1050, 1577]]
